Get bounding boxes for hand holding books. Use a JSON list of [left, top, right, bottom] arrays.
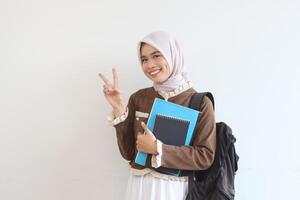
[[136, 122, 158, 155]]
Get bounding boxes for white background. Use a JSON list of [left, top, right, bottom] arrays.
[[1, 0, 299, 199]]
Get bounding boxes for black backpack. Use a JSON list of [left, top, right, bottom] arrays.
[[185, 92, 239, 200]]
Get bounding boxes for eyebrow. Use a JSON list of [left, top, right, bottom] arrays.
[[140, 51, 161, 58]]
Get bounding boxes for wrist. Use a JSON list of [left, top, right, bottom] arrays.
[[113, 105, 126, 117], [153, 139, 159, 155]]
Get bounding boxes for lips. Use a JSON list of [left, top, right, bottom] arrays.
[[149, 69, 161, 76]]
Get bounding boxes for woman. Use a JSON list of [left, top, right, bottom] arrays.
[[99, 31, 216, 200]]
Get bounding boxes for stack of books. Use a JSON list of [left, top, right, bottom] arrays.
[[134, 98, 201, 176]]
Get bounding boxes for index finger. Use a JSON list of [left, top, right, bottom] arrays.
[[98, 73, 112, 86]]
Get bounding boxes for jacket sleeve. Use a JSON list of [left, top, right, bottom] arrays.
[[113, 94, 136, 161], [160, 96, 216, 170]]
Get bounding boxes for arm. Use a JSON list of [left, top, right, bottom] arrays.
[[158, 96, 216, 170], [111, 94, 136, 161]]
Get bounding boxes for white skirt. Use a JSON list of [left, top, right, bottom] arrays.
[[125, 169, 188, 200]]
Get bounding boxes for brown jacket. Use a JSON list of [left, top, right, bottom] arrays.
[[113, 87, 216, 171]]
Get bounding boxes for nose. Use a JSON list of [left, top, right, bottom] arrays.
[[146, 58, 157, 69]]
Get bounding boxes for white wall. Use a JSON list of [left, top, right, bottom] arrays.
[[1, 0, 299, 199]]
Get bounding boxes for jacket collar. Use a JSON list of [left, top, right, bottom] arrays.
[[154, 81, 193, 101]]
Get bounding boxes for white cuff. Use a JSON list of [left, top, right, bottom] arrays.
[[106, 107, 129, 126], [151, 140, 163, 168]]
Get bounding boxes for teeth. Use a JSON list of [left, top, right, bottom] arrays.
[[150, 69, 160, 75]]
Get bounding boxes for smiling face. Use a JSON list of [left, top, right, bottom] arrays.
[[140, 43, 170, 84]]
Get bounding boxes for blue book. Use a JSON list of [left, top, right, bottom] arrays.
[[134, 98, 201, 176]]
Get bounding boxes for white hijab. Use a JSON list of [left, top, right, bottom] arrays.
[[137, 31, 191, 92]]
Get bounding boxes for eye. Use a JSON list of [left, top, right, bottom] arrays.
[[153, 54, 161, 59], [141, 58, 148, 63]]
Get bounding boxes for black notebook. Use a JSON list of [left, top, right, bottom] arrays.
[[145, 114, 190, 176]]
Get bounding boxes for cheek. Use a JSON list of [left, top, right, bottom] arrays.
[[164, 70, 170, 79], [141, 65, 148, 74], [163, 63, 170, 76]]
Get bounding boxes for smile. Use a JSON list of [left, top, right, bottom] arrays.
[[149, 69, 161, 76]]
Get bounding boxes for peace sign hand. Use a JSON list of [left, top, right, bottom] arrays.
[[99, 68, 125, 116]]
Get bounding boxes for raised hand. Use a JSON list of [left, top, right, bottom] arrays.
[[99, 68, 125, 117]]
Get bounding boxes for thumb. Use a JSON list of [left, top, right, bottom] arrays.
[[141, 122, 149, 134]]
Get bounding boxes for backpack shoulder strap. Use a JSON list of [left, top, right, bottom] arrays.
[[189, 92, 215, 112], [188, 92, 215, 147]]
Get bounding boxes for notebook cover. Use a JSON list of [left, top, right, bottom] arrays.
[[151, 114, 190, 176], [153, 114, 190, 145]]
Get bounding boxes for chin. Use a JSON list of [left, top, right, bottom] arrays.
[[153, 78, 168, 84], [146, 73, 168, 84]]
